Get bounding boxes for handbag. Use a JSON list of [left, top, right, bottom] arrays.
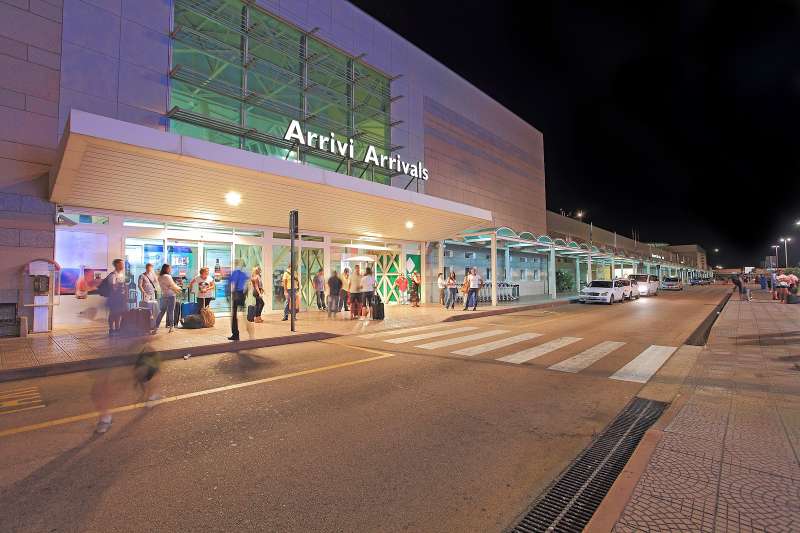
[[246, 305, 257, 322]]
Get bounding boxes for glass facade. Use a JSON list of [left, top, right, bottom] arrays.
[[170, 0, 392, 184]]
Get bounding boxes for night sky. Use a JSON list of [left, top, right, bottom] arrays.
[[349, 1, 800, 268]]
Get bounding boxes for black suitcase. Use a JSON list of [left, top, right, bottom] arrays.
[[371, 302, 385, 320], [121, 307, 152, 336]]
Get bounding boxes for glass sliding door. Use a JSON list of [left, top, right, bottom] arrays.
[[203, 242, 232, 313]]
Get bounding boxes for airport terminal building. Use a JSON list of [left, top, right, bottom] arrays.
[[0, 0, 708, 332]]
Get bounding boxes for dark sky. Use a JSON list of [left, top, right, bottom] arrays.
[[349, 0, 800, 268]]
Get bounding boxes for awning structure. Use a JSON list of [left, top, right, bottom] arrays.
[[50, 110, 493, 242]]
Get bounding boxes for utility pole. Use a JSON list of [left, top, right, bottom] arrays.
[[289, 210, 298, 332]]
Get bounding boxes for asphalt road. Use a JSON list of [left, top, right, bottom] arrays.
[[0, 286, 727, 533]]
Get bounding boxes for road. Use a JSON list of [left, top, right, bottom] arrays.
[[0, 286, 726, 533]]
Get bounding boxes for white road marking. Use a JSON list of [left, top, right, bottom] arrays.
[[609, 345, 677, 383], [496, 337, 583, 364], [451, 332, 543, 356], [384, 326, 478, 344], [415, 330, 509, 350], [358, 324, 450, 339], [548, 341, 626, 373]]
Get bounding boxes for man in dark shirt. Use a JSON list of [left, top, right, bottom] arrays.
[[228, 261, 249, 341], [327, 271, 342, 317]]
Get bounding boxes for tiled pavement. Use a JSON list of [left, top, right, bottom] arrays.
[[612, 294, 800, 532]]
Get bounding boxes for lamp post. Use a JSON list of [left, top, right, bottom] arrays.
[[772, 245, 781, 269], [780, 237, 792, 268]]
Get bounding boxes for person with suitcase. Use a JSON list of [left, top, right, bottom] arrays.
[[137, 263, 160, 333], [155, 264, 183, 333], [98, 258, 127, 336]]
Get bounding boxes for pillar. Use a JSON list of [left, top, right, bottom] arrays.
[[438, 240, 445, 277], [587, 251, 592, 284], [504, 247, 511, 282], [548, 247, 557, 299], [575, 256, 581, 292], [491, 234, 498, 306], [611, 256, 616, 279], [419, 241, 426, 303]]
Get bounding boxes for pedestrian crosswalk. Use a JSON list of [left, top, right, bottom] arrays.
[[359, 324, 679, 384]]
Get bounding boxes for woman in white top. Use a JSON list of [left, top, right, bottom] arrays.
[[188, 267, 216, 309], [156, 264, 183, 332], [361, 266, 376, 319], [437, 273, 446, 305]]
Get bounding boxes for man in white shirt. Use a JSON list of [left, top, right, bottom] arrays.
[[463, 267, 483, 311], [137, 263, 160, 330]]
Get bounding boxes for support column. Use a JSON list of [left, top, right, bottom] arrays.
[[575, 257, 581, 292], [491, 234, 498, 306], [611, 256, 616, 279], [587, 251, 592, 284], [504, 247, 511, 282], [438, 240, 445, 278], [548, 247, 557, 299], [420, 242, 426, 304]]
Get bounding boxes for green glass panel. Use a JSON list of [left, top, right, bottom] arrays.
[[170, 120, 240, 148], [172, 80, 241, 124]]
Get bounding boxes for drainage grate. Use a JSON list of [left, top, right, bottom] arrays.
[[509, 397, 668, 533]]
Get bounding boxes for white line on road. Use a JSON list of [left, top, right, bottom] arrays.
[[609, 345, 677, 383], [384, 326, 478, 344], [415, 330, 509, 350], [548, 341, 626, 373], [496, 337, 583, 364], [451, 333, 543, 356], [358, 324, 450, 339]]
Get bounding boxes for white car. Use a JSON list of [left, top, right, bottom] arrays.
[[621, 279, 640, 300], [579, 280, 626, 304], [629, 274, 659, 296], [661, 276, 683, 290]]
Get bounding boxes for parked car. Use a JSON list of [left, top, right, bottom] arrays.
[[620, 279, 640, 300], [661, 276, 683, 290], [579, 279, 626, 305], [629, 274, 659, 296], [689, 278, 704, 286]]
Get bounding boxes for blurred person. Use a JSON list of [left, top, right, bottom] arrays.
[[464, 267, 483, 311], [327, 270, 342, 318], [395, 272, 409, 305], [437, 273, 446, 305], [349, 265, 363, 318], [228, 260, 249, 340], [155, 264, 183, 333], [362, 266, 376, 319], [102, 259, 127, 335], [445, 271, 458, 309], [188, 267, 216, 309], [314, 269, 326, 310], [409, 271, 421, 307], [137, 262, 160, 333], [786, 285, 800, 304], [340, 267, 351, 312], [250, 266, 265, 322], [281, 265, 300, 322]]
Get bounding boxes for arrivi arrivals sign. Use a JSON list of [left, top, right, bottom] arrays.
[[283, 120, 429, 180]]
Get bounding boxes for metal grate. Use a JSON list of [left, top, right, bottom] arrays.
[[509, 397, 668, 533]]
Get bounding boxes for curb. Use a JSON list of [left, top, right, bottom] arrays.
[[442, 299, 572, 322], [685, 291, 732, 346], [0, 332, 339, 383]]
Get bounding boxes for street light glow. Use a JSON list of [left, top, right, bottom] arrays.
[[224, 191, 242, 206]]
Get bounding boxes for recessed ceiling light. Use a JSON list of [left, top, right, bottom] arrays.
[[405, 220, 414, 230], [225, 191, 242, 206]]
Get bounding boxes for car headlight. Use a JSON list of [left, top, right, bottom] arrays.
[[601, 292, 608, 296]]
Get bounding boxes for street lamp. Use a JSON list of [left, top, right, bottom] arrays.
[[780, 237, 792, 268], [772, 245, 781, 269], [576, 210, 584, 220], [713, 248, 719, 253]]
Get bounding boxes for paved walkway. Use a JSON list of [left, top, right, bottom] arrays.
[[605, 290, 800, 531], [0, 300, 565, 374]]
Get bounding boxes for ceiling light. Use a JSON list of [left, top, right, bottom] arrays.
[[225, 191, 242, 206], [405, 221, 414, 230]]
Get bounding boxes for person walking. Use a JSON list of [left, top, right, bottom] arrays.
[[463, 267, 483, 311], [445, 271, 458, 309], [281, 265, 300, 321], [137, 262, 160, 333], [188, 267, 216, 310], [228, 260, 249, 340], [340, 267, 351, 312], [362, 266, 376, 319], [409, 271, 421, 307], [314, 269, 326, 310], [395, 272, 409, 305], [327, 271, 342, 317], [349, 265, 363, 318], [103, 258, 127, 335], [156, 264, 183, 332], [437, 273, 446, 306]]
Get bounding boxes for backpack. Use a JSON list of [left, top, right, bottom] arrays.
[[96, 275, 112, 297], [200, 306, 215, 328], [182, 314, 204, 329]]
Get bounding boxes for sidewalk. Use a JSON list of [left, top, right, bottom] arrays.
[[595, 289, 800, 531], [0, 298, 568, 379]]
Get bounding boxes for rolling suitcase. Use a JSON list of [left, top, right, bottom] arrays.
[[121, 307, 152, 336], [371, 301, 385, 320], [180, 295, 199, 326]]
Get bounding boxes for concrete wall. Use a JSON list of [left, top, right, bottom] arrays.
[[0, 0, 61, 323]]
